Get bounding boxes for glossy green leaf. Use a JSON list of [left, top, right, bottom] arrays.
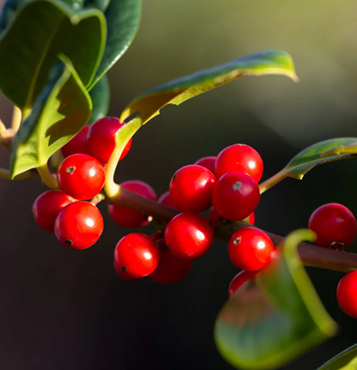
[[10, 55, 91, 178], [0, 0, 105, 111], [320, 141, 357, 158], [317, 344, 357, 370], [215, 230, 337, 370], [259, 138, 357, 193], [83, 0, 110, 12], [120, 50, 297, 125], [88, 75, 110, 124], [89, 0, 142, 88]]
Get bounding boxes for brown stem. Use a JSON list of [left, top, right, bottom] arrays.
[[107, 187, 357, 273]]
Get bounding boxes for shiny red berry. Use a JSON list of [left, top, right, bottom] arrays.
[[158, 191, 178, 209], [114, 233, 160, 278], [164, 213, 214, 259], [87, 117, 132, 164], [54, 201, 104, 249], [337, 271, 357, 318], [32, 190, 74, 232], [169, 164, 216, 213], [228, 270, 259, 298], [195, 156, 217, 175], [228, 227, 274, 270], [211, 171, 260, 221], [248, 212, 255, 225], [108, 180, 157, 228], [57, 154, 105, 200], [215, 144, 263, 183], [150, 237, 192, 284], [209, 207, 223, 227], [308, 203, 357, 249], [61, 126, 90, 158]]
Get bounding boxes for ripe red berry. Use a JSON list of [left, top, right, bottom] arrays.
[[164, 213, 214, 259], [114, 233, 160, 278], [228, 227, 274, 270], [150, 238, 192, 284], [169, 164, 216, 212], [32, 190, 74, 232], [195, 156, 217, 175], [228, 270, 259, 298], [248, 212, 255, 225], [54, 201, 104, 249], [108, 180, 157, 228], [308, 203, 357, 249], [57, 154, 105, 200], [61, 126, 90, 158], [87, 117, 132, 164], [215, 144, 263, 183], [209, 207, 223, 227], [211, 171, 260, 221], [336, 271, 357, 318], [158, 191, 178, 209]]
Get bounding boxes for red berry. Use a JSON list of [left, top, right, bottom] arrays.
[[169, 164, 216, 212], [108, 180, 157, 228], [158, 191, 178, 209], [211, 171, 260, 221], [150, 238, 192, 284], [195, 156, 217, 175], [228, 270, 259, 297], [57, 154, 105, 200], [337, 271, 357, 318], [61, 126, 90, 158], [114, 233, 160, 278], [209, 207, 223, 227], [248, 212, 255, 225], [54, 201, 104, 249], [87, 117, 132, 164], [215, 144, 263, 183], [164, 213, 214, 259], [308, 203, 357, 249], [228, 227, 274, 270], [32, 190, 74, 232]]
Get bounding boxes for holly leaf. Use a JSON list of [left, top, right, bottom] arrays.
[[0, 0, 105, 112], [10, 55, 91, 178], [88, 74, 110, 124], [120, 49, 298, 125], [259, 138, 357, 193], [215, 230, 337, 370], [89, 0, 142, 88], [317, 344, 357, 370]]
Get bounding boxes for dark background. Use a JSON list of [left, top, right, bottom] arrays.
[[1, 0, 357, 369]]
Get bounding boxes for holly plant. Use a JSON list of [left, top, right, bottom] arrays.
[[1, 1, 357, 369]]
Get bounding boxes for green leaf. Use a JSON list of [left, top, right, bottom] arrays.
[[120, 49, 298, 125], [215, 230, 337, 370], [317, 344, 357, 370], [0, 0, 105, 111], [10, 55, 91, 178], [83, 0, 110, 12], [89, 0, 142, 88], [88, 75, 110, 124], [259, 138, 357, 193]]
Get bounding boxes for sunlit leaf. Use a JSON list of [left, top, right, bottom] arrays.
[[121, 50, 297, 125], [10, 55, 91, 178], [0, 0, 105, 111], [215, 230, 337, 370], [317, 344, 357, 370], [259, 138, 357, 193]]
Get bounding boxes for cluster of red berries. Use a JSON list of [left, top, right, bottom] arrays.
[[32, 121, 278, 284], [33, 117, 131, 248]]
